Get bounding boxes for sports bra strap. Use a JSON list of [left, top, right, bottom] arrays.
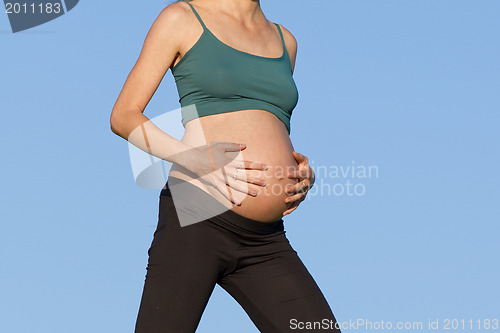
[[185, 1, 207, 30], [185, 2, 286, 58], [274, 23, 287, 56]]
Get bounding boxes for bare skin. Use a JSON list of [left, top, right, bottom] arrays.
[[110, 0, 315, 222]]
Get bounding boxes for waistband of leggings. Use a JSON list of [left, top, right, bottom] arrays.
[[161, 176, 284, 234]]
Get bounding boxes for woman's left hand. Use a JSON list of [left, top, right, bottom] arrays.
[[283, 151, 315, 216]]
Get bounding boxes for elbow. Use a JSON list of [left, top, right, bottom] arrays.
[[110, 104, 142, 138], [109, 110, 123, 136], [110, 106, 144, 139]]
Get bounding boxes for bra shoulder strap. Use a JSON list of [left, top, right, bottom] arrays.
[[185, 1, 207, 31], [274, 23, 287, 55]]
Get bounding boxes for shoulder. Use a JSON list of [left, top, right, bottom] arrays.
[[276, 23, 298, 72], [277, 24, 297, 52], [145, 2, 198, 48], [153, 2, 192, 29]]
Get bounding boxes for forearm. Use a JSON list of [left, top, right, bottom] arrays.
[[110, 111, 195, 170]]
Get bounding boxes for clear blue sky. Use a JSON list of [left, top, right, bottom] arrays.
[[1, 0, 499, 332]]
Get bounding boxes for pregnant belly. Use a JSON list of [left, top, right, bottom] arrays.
[[168, 110, 299, 222]]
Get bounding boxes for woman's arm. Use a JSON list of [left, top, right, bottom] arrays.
[[110, 3, 194, 166]]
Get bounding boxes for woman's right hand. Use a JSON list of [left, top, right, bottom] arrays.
[[186, 142, 268, 205]]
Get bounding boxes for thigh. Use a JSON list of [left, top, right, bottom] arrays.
[[218, 233, 341, 332], [135, 195, 223, 333]]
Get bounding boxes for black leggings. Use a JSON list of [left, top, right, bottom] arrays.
[[135, 177, 341, 332]]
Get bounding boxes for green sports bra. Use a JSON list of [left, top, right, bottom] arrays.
[[171, 2, 299, 134]]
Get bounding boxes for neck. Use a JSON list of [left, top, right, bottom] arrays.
[[197, 0, 262, 24]]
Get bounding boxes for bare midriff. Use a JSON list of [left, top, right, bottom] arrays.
[[168, 109, 299, 222]]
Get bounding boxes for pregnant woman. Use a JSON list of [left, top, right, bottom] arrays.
[[110, 0, 342, 332]]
